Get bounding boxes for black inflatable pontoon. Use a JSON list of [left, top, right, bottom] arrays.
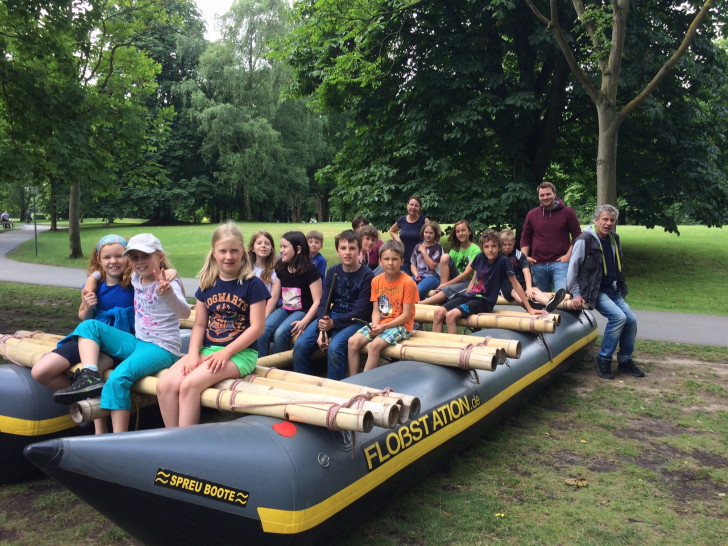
[[25, 310, 597, 544]]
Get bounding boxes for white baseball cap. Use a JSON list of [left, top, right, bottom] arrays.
[[123, 233, 164, 256]]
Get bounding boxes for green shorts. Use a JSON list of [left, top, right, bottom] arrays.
[[200, 346, 258, 376]]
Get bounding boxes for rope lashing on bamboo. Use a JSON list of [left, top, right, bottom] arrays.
[[0, 330, 45, 366], [397, 342, 484, 371], [489, 312, 550, 335], [218, 382, 384, 432]]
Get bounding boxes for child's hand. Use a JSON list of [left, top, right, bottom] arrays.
[[289, 320, 307, 338], [414, 274, 422, 282], [317, 330, 329, 351], [203, 351, 230, 373], [182, 353, 202, 375], [163, 268, 178, 282], [154, 267, 171, 294], [528, 308, 548, 316], [369, 324, 384, 337], [318, 316, 334, 332], [81, 289, 98, 308]]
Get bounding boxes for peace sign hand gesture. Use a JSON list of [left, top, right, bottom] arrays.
[[154, 267, 170, 294]]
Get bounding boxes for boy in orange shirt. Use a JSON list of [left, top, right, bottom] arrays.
[[348, 240, 419, 376]]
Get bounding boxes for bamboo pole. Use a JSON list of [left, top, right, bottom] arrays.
[[408, 330, 521, 358], [378, 343, 500, 371], [70, 394, 158, 424], [489, 309, 561, 326], [397, 337, 505, 362], [226, 376, 407, 424], [14, 331, 64, 344], [414, 305, 555, 334], [252, 367, 421, 420], [73, 374, 377, 433], [0, 336, 50, 367]]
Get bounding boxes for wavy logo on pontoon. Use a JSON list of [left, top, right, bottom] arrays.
[[154, 468, 249, 507]]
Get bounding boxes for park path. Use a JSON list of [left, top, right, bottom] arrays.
[[1, 225, 727, 347]]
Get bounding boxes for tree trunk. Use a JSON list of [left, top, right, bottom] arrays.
[[48, 174, 58, 231], [595, 97, 619, 207], [68, 180, 83, 259], [315, 194, 329, 223]]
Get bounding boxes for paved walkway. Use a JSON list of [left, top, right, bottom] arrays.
[[2, 225, 727, 347]]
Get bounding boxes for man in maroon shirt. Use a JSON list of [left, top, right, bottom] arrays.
[[520, 181, 582, 293]]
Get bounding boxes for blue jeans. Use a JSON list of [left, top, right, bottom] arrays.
[[595, 287, 637, 363], [414, 275, 441, 300], [531, 261, 568, 292], [293, 316, 360, 380], [258, 308, 305, 358]]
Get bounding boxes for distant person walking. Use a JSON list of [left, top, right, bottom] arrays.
[[567, 205, 644, 380], [520, 181, 582, 292], [26, 211, 32, 224]]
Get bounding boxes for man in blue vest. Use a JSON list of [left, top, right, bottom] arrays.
[[567, 205, 644, 380]]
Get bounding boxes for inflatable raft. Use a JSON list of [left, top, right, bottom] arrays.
[[24, 309, 596, 544]]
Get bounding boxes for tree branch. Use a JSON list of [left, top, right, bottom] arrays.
[[619, 0, 716, 123], [524, 0, 600, 105]]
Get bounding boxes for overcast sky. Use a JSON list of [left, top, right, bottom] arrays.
[[197, 0, 233, 41]]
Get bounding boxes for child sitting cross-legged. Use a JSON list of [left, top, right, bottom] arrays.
[[347, 240, 419, 376], [432, 230, 547, 334], [499, 229, 565, 312]]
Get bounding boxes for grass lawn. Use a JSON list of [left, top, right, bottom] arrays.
[[3, 221, 728, 315]]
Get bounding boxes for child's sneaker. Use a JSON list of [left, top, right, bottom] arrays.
[[617, 359, 645, 377], [545, 289, 566, 312], [54, 368, 104, 404], [525, 299, 545, 310], [594, 355, 614, 380]]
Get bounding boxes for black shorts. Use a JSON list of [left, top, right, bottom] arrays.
[[442, 294, 495, 317], [499, 279, 515, 301], [53, 338, 81, 364]]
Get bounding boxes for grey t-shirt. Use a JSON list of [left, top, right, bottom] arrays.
[[132, 273, 190, 356]]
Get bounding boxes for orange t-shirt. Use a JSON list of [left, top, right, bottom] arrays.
[[370, 272, 419, 332]]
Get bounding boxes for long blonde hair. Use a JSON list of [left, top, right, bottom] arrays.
[[248, 230, 276, 286], [198, 222, 253, 290]]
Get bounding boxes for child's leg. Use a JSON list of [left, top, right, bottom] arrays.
[[417, 276, 440, 300], [258, 308, 288, 358], [348, 332, 370, 377], [445, 308, 464, 334], [101, 341, 176, 433], [273, 311, 305, 354], [156, 357, 191, 428], [32, 351, 73, 391], [432, 306, 448, 333], [420, 291, 447, 306], [363, 337, 389, 372], [178, 360, 240, 427], [438, 255, 451, 284]]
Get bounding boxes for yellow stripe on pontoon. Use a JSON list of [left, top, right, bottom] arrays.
[[0, 414, 76, 436], [257, 330, 597, 534]]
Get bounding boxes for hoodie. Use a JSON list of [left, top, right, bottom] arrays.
[[520, 197, 582, 263]]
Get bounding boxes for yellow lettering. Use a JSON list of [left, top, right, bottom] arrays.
[[181, 478, 190, 490], [204, 484, 211, 495], [432, 408, 444, 431], [410, 419, 422, 442], [170, 475, 179, 487], [450, 400, 461, 419], [399, 425, 413, 449], [419, 415, 430, 435], [385, 432, 401, 456], [375, 441, 390, 464], [459, 395, 470, 413], [364, 443, 380, 471]]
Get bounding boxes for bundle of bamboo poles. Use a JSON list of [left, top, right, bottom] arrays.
[[2, 331, 419, 433], [70, 365, 420, 433], [414, 304, 557, 334], [182, 302, 561, 334], [420, 290, 584, 311]]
